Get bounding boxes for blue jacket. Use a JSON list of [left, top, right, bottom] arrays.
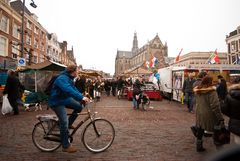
[[48, 70, 83, 107]]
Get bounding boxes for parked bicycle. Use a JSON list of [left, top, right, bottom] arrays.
[[32, 101, 115, 153]]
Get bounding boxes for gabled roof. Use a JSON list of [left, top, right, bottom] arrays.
[[148, 34, 164, 47], [10, 0, 32, 16], [116, 50, 132, 59]]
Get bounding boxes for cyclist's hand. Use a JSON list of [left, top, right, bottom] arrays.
[[83, 97, 90, 104]]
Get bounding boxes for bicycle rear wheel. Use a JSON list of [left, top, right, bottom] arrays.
[[142, 99, 150, 111], [82, 118, 115, 153], [32, 120, 61, 152]]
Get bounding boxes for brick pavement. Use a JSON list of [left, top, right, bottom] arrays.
[[0, 95, 232, 161]]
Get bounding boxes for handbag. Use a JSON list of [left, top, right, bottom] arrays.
[[1, 95, 13, 115], [213, 125, 230, 146]]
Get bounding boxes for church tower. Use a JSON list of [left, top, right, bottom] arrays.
[[132, 32, 138, 56]]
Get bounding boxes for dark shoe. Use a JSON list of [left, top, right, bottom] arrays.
[[69, 125, 76, 129], [204, 132, 213, 137], [196, 140, 206, 152], [190, 126, 198, 137], [14, 112, 19, 115], [62, 145, 77, 153], [197, 146, 206, 152]]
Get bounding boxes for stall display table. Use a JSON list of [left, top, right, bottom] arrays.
[[127, 89, 162, 101]]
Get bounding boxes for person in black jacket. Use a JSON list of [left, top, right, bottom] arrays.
[[75, 75, 86, 94], [3, 70, 25, 115], [132, 78, 144, 109], [221, 77, 240, 144], [216, 75, 228, 102], [182, 73, 196, 113]]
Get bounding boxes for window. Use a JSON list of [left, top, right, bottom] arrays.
[[231, 42, 235, 51], [0, 36, 8, 56], [26, 35, 31, 45], [0, 15, 9, 33], [26, 20, 32, 29], [12, 41, 19, 59], [34, 38, 38, 48], [236, 40, 239, 52], [33, 55, 38, 63], [34, 26, 39, 34], [232, 55, 236, 64], [12, 23, 20, 39]]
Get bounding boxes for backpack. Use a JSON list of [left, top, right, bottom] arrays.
[[44, 75, 58, 96]]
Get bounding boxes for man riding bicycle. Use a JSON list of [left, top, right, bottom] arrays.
[[48, 65, 90, 153]]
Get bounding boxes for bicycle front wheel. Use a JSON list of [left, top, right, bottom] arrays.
[[82, 118, 115, 153], [32, 120, 61, 152]]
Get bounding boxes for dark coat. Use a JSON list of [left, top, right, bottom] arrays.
[[182, 78, 195, 93], [221, 84, 240, 136], [133, 80, 143, 97], [75, 77, 86, 93], [194, 86, 224, 132], [216, 79, 228, 100], [3, 75, 24, 100]]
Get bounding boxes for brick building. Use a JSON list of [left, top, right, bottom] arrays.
[[0, 0, 76, 72]]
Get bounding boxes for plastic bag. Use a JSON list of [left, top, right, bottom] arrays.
[[1, 95, 13, 115]]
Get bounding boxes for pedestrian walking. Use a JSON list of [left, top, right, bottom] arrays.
[[193, 75, 225, 152], [190, 71, 207, 137], [221, 77, 240, 144], [3, 70, 25, 115], [111, 78, 117, 96], [216, 75, 228, 103], [132, 78, 144, 109]]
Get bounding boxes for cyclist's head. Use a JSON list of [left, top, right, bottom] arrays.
[[66, 65, 78, 77]]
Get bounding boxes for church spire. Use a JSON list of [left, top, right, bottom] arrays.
[[132, 32, 138, 56]]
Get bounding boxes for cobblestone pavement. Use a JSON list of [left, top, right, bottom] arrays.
[[0, 95, 231, 161]]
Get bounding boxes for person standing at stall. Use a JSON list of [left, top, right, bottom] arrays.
[[182, 73, 196, 113]]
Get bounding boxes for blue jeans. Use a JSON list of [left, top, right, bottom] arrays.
[[133, 97, 137, 108], [50, 98, 83, 148], [185, 92, 193, 112]]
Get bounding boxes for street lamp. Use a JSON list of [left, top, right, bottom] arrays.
[[20, 0, 37, 58]]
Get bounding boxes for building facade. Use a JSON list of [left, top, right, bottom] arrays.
[[0, 0, 76, 71], [10, 0, 48, 65], [115, 33, 169, 77], [226, 25, 240, 64], [172, 51, 228, 67]]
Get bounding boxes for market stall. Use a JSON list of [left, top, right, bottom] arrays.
[[127, 82, 162, 101]]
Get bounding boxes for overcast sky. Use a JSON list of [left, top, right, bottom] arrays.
[[24, 0, 240, 75]]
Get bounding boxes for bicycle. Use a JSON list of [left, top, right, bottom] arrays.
[[117, 86, 127, 100], [32, 101, 115, 153], [136, 92, 151, 111]]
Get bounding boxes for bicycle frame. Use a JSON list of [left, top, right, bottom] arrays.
[[40, 102, 99, 141], [69, 106, 98, 137], [33, 101, 115, 153]]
